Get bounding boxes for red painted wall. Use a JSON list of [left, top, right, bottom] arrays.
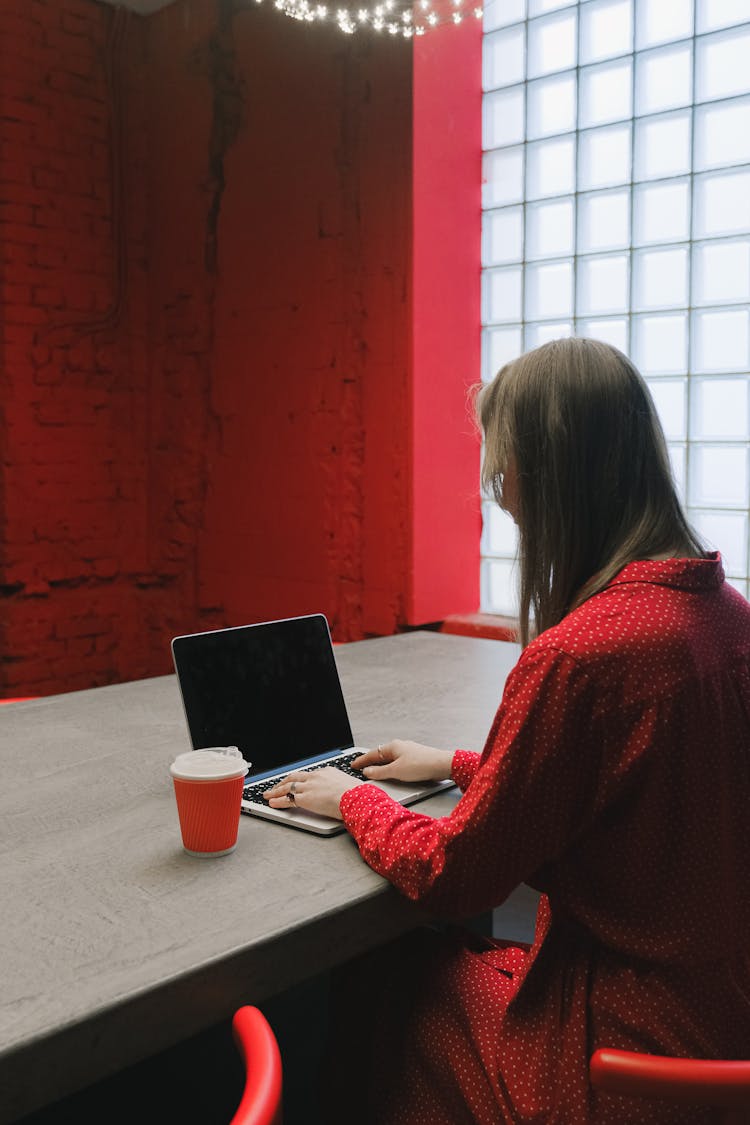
[[0, 0, 480, 699], [411, 14, 482, 623]]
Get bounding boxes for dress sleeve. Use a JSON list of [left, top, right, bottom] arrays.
[[451, 749, 480, 792], [339, 645, 602, 918]]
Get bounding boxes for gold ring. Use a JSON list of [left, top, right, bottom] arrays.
[[288, 781, 297, 805]]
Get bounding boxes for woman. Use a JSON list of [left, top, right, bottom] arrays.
[[266, 338, 750, 1123]]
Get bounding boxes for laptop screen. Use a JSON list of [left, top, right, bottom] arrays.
[[171, 614, 355, 780]]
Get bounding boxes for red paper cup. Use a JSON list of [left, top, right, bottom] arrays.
[[170, 748, 250, 857]]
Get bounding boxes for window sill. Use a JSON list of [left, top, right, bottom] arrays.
[[439, 613, 518, 643]]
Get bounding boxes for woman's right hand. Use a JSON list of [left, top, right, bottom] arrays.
[[351, 740, 454, 784]]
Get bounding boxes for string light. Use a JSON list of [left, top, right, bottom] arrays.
[[259, 0, 482, 36]]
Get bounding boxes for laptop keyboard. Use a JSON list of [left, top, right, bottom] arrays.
[[243, 751, 366, 806]]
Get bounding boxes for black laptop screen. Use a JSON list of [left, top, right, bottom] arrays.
[[171, 614, 355, 780]]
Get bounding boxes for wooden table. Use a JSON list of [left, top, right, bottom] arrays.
[[0, 630, 523, 1122]]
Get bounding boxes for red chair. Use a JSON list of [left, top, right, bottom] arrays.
[[229, 1006, 283, 1125], [590, 1048, 750, 1123]]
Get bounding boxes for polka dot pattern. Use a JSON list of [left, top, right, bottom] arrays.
[[338, 553, 750, 1123]]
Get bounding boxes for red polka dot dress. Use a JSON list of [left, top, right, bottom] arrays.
[[338, 554, 750, 1124]]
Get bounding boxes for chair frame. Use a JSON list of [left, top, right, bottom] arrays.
[[230, 1005, 283, 1125], [591, 1048, 750, 1120]]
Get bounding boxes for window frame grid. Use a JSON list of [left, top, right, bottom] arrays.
[[480, 0, 750, 612]]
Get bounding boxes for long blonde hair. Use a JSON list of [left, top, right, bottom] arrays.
[[477, 337, 705, 646]]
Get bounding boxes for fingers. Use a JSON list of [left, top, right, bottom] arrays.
[[264, 772, 306, 807], [360, 764, 391, 780], [351, 751, 378, 769], [352, 744, 397, 781], [352, 744, 392, 770], [263, 767, 358, 821]]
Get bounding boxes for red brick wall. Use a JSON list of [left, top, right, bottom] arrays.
[[0, 0, 479, 699], [0, 0, 161, 695], [187, 4, 415, 641]]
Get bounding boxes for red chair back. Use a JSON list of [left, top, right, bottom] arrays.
[[591, 1048, 750, 1124], [230, 1006, 283, 1125]]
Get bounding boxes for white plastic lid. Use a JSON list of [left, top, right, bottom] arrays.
[[170, 746, 250, 781]]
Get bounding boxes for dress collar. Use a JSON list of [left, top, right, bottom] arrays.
[[606, 551, 724, 593]]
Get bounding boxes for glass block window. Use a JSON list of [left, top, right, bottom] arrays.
[[481, 0, 750, 617]]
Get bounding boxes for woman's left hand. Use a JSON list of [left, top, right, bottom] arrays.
[[264, 767, 365, 821]]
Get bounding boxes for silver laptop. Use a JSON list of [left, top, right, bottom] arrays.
[[170, 613, 454, 836]]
